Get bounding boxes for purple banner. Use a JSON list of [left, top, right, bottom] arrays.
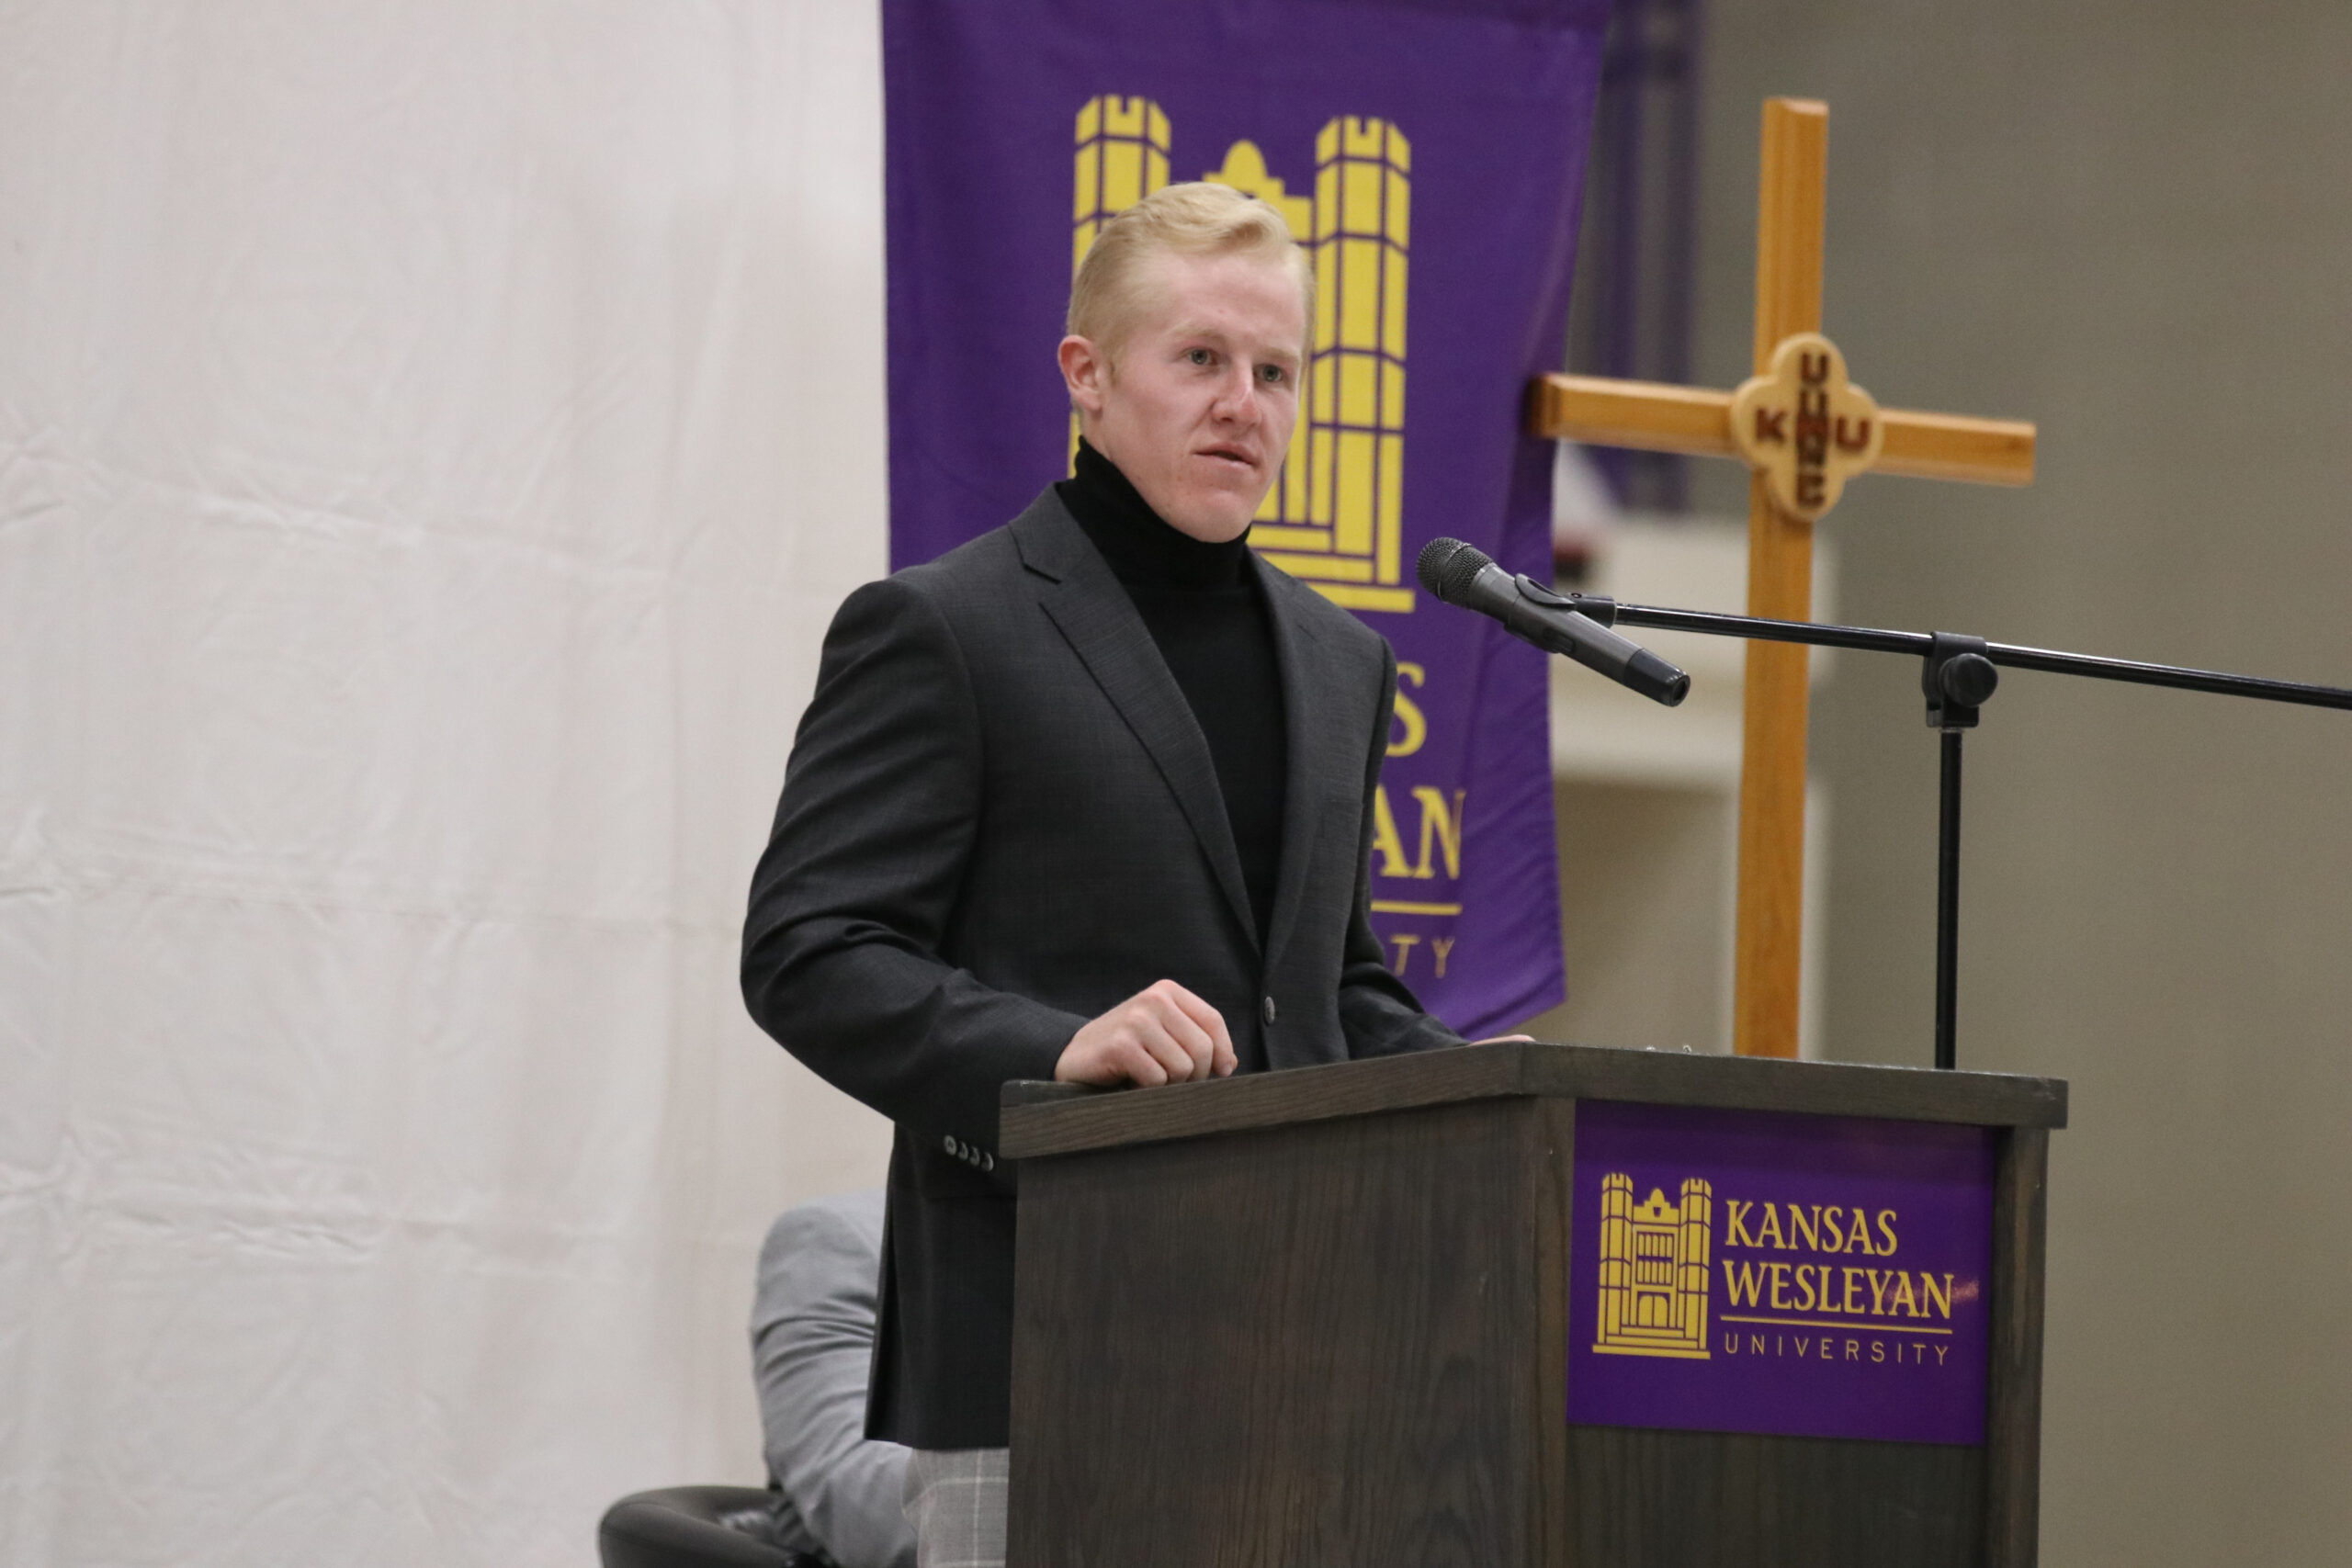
[[1568, 1100, 1997, 1446], [880, 0, 1607, 1035]]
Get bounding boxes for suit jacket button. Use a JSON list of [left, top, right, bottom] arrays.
[[1261, 995, 1278, 1026], [943, 1134, 959, 1156]]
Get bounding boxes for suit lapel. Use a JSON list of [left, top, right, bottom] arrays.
[[1256, 557, 1365, 976], [1012, 492, 1260, 952]]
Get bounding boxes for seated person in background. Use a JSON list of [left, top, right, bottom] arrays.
[[749, 1189, 916, 1568]]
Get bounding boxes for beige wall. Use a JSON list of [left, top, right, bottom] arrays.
[[1682, 3, 2352, 1559], [1527, 779, 1736, 1052]]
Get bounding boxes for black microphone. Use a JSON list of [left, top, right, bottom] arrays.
[[1416, 537, 1690, 706]]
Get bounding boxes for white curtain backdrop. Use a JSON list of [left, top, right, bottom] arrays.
[[0, 4, 895, 1562]]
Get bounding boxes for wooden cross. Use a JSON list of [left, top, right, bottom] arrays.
[[1529, 97, 2037, 1059]]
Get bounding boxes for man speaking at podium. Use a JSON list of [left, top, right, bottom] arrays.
[[743, 183, 1461, 1566]]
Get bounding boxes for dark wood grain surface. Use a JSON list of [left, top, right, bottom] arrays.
[[1000, 1040, 2068, 1159], [1559, 1427, 1984, 1566], [1984, 1128, 2050, 1567], [1529, 1099, 1577, 1568], [1007, 1098, 1547, 1568]]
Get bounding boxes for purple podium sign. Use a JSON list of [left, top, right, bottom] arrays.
[[1568, 1100, 1996, 1447]]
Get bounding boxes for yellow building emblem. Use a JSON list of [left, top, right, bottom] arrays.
[[1071, 96, 1415, 613], [1593, 1172, 1713, 1359]]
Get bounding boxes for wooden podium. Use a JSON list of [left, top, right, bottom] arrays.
[[999, 1041, 2066, 1568]]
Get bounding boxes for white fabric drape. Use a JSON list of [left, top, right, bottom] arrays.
[[0, 5, 893, 1562]]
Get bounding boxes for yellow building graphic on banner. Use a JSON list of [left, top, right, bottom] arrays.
[[1071, 96, 1415, 613], [1593, 1173, 1713, 1359], [1072, 96, 1170, 276]]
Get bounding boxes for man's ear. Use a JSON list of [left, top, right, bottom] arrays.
[[1058, 334, 1109, 420]]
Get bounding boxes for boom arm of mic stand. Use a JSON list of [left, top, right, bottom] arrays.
[[1565, 595, 2352, 711], [1555, 591, 2352, 1070]]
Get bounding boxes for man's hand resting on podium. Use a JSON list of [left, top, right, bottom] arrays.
[[1055, 979, 1237, 1087]]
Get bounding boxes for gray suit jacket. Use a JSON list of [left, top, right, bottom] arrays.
[[741, 487, 1459, 1448], [751, 1190, 915, 1568]]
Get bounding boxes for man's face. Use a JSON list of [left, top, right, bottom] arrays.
[[1058, 248, 1306, 543]]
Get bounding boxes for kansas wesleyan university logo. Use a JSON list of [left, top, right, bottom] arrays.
[[1592, 1172, 1713, 1359], [1571, 1102, 1997, 1446]]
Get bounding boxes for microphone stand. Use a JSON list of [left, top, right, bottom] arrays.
[[1550, 589, 2352, 1070]]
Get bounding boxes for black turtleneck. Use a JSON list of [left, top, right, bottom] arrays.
[[1057, 440, 1288, 955]]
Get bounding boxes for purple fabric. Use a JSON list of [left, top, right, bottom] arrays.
[[881, 0, 1605, 1034], [1568, 1100, 1998, 1446]]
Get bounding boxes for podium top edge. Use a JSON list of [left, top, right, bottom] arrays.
[[998, 1040, 2067, 1161]]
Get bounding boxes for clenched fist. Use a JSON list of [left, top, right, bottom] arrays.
[[1055, 978, 1236, 1088]]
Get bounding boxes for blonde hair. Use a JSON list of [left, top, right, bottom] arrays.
[[1066, 182, 1313, 360]]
